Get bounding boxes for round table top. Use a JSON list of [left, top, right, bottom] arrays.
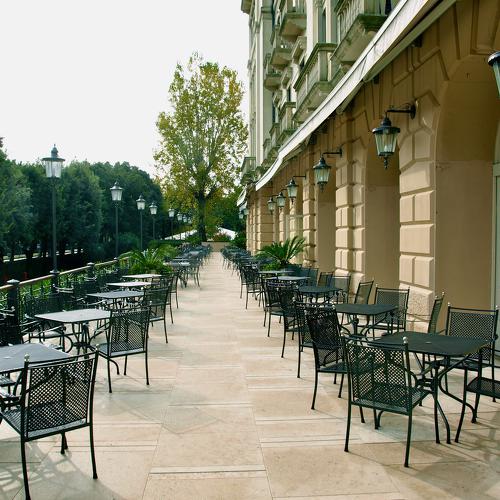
[[277, 276, 309, 282], [298, 285, 339, 294], [107, 281, 150, 288], [122, 274, 161, 279], [259, 269, 293, 275]]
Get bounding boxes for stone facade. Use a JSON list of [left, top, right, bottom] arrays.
[[241, 0, 500, 329]]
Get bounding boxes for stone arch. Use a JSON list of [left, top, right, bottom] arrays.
[[435, 55, 499, 309]]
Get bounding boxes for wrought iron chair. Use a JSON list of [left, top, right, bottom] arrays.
[[95, 307, 151, 393], [331, 274, 351, 303], [241, 266, 261, 309], [277, 285, 299, 357], [0, 352, 99, 499], [306, 307, 347, 409], [263, 279, 287, 336], [342, 337, 434, 467], [443, 306, 499, 428], [369, 287, 410, 337], [317, 271, 334, 287], [354, 280, 374, 304], [142, 282, 172, 343]]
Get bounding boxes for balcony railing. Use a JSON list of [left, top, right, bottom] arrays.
[[293, 43, 336, 123], [270, 25, 293, 68], [264, 53, 281, 90], [241, 156, 256, 180], [336, 0, 393, 46], [279, 0, 306, 42], [278, 102, 297, 143]]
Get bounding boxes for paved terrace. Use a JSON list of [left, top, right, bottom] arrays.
[[1, 253, 500, 499]]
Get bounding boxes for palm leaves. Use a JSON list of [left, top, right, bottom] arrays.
[[257, 236, 306, 269], [122, 243, 178, 274]]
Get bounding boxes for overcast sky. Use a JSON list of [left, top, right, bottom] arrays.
[[0, 0, 249, 175]]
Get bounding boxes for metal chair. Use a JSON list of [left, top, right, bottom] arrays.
[[142, 282, 172, 343], [317, 271, 334, 287], [277, 285, 298, 357], [370, 287, 410, 337], [241, 266, 261, 309], [342, 337, 434, 467], [96, 307, 151, 393], [331, 274, 351, 303], [0, 352, 99, 499], [306, 307, 346, 409], [354, 280, 374, 304], [444, 306, 499, 426]]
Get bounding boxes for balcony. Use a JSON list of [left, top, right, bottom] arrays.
[[278, 102, 297, 144], [279, 0, 306, 42], [280, 66, 293, 88], [240, 0, 252, 14], [292, 35, 307, 63], [293, 43, 337, 124], [263, 53, 281, 91], [270, 26, 293, 69], [334, 0, 392, 63], [240, 156, 256, 185]]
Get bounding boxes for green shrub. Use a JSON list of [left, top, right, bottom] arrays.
[[257, 236, 306, 269]]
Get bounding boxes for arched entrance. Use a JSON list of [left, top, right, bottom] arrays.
[[435, 57, 499, 309]]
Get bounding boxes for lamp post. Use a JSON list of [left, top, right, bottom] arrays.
[[168, 208, 175, 240], [136, 195, 146, 250], [149, 202, 158, 240], [41, 145, 65, 276], [177, 212, 183, 240], [110, 181, 123, 259]]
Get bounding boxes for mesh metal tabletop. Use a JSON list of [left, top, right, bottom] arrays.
[[87, 291, 143, 300], [0, 344, 69, 373], [35, 308, 111, 324], [107, 281, 150, 288]]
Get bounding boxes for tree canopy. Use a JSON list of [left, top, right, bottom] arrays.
[[155, 53, 247, 240]]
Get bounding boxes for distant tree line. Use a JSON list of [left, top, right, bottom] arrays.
[[0, 146, 166, 269]]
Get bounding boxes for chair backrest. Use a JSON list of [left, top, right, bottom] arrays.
[[445, 306, 499, 362], [24, 293, 62, 318], [317, 272, 334, 287], [306, 307, 343, 368], [73, 280, 100, 301], [374, 287, 410, 328], [342, 337, 413, 413], [278, 286, 297, 326], [20, 352, 98, 438], [143, 286, 170, 319], [332, 274, 351, 295], [354, 280, 373, 304], [307, 268, 319, 285], [0, 315, 23, 346], [427, 293, 445, 334], [107, 307, 151, 354]]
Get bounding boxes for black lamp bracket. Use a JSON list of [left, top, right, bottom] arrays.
[[322, 148, 343, 157], [386, 103, 416, 119]]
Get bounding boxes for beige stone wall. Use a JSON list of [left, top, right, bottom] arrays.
[[245, 0, 500, 323]]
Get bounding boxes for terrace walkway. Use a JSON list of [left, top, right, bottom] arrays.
[[1, 253, 500, 499]]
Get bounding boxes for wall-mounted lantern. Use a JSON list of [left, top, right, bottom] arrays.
[[286, 175, 306, 202], [276, 191, 286, 210], [372, 104, 416, 169], [488, 51, 500, 97], [313, 149, 342, 190], [267, 196, 276, 213]]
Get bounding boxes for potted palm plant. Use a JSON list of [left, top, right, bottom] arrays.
[[257, 236, 306, 270]]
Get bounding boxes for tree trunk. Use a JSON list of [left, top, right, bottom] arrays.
[[196, 196, 208, 242]]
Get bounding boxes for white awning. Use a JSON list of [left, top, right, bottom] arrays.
[[256, 0, 453, 191]]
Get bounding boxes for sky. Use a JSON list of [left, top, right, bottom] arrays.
[[0, 0, 249, 175]]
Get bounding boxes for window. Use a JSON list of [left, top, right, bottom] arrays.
[[319, 8, 326, 43]]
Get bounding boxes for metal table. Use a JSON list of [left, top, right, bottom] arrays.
[[259, 269, 293, 275], [277, 276, 309, 283], [87, 290, 143, 308], [298, 285, 340, 302], [35, 308, 111, 352], [334, 303, 398, 337], [122, 274, 161, 280], [373, 332, 489, 443], [107, 281, 150, 289], [0, 343, 69, 374]]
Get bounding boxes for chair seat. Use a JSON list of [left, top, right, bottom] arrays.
[[0, 373, 15, 387], [318, 360, 346, 374], [466, 376, 500, 398], [354, 383, 428, 414], [97, 342, 145, 357], [2, 402, 86, 439]]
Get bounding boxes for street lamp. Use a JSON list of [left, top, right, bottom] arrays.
[[276, 191, 286, 210], [41, 145, 65, 277], [372, 104, 415, 169], [488, 51, 500, 97], [177, 212, 183, 240], [313, 149, 341, 191], [136, 195, 146, 250], [149, 202, 158, 240], [110, 181, 123, 258], [267, 196, 276, 213], [168, 208, 175, 240]]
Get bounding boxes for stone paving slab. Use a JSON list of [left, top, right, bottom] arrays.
[[1, 253, 499, 499]]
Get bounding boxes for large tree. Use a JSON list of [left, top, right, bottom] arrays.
[[155, 53, 247, 241]]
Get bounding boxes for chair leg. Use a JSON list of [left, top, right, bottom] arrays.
[[107, 358, 113, 394], [263, 309, 267, 327], [124, 356, 128, 376], [164, 317, 168, 343], [89, 425, 98, 479], [21, 439, 31, 500], [60, 432, 67, 454], [344, 402, 352, 453], [359, 407, 365, 423], [245, 290, 249, 309], [404, 414, 413, 467], [281, 328, 286, 358], [311, 370, 319, 409], [338, 373, 344, 398], [145, 352, 150, 385], [175, 293, 178, 309], [455, 371, 469, 443], [170, 303, 174, 324], [267, 316, 271, 337], [297, 344, 301, 378]]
